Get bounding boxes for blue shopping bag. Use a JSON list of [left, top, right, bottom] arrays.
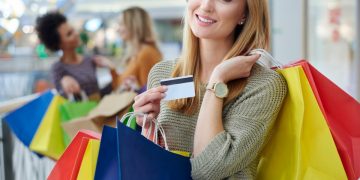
[[94, 126, 120, 180], [3, 90, 54, 147], [116, 120, 192, 180]]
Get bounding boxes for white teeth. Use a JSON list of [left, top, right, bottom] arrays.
[[198, 16, 215, 23]]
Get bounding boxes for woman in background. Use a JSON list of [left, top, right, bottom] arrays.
[[110, 7, 162, 91], [36, 11, 116, 99]]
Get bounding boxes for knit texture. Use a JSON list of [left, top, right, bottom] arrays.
[[147, 60, 287, 179]]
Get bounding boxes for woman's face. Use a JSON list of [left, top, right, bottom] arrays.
[[188, 0, 247, 40], [57, 22, 80, 50], [118, 15, 130, 41]]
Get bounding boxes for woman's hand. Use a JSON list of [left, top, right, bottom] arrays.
[[121, 76, 139, 91], [93, 56, 116, 69], [210, 54, 260, 83], [60, 75, 81, 94], [133, 86, 167, 127]]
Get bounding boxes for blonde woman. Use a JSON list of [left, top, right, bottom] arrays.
[[110, 7, 162, 91], [134, 0, 287, 179]]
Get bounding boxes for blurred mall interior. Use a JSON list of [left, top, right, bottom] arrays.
[[0, 0, 359, 179]]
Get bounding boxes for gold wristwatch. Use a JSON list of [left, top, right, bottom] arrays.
[[206, 82, 229, 98]]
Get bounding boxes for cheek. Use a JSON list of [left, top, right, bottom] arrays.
[[187, 0, 199, 20], [70, 34, 79, 44], [220, 9, 242, 27], [187, 0, 198, 12]]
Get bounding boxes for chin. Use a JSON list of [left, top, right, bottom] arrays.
[[192, 30, 214, 39]]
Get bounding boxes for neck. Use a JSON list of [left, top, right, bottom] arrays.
[[199, 36, 233, 83], [61, 49, 79, 64]]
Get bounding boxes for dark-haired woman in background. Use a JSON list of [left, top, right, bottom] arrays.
[[36, 11, 116, 99]]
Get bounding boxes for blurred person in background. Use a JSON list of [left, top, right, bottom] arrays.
[[36, 11, 116, 99], [109, 7, 162, 92]]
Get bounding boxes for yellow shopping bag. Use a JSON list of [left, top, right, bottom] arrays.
[[257, 66, 347, 180], [77, 139, 100, 180], [30, 95, 67, 160]]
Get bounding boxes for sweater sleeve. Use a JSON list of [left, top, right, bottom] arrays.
[[190, 72, 288, 179]]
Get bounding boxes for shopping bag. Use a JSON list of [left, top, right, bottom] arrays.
[[59, 100, 97, 122], [94, 126, 120, 180], [121, 106, 137, 130], [48, 130, 101, 180], [29, 95, 67, 160], [61, 104, 131, 141], [3, 90, 54, 147], [257, 66, 347, 179], [116, 120, 192, 180], [77, 139, 100, 180], [61, 116, 102, 140], [293, 60, 360, 180], [88, 92, 136, 119], [59, 100, 98, 145]]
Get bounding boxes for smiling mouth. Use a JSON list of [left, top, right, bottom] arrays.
[[196, 14, 217, 24]]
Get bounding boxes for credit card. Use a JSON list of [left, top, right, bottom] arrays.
[[160, 75, 195, 101]]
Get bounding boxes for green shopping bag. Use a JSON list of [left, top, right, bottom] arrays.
[[121, 106, 137, 130], [59, 92, 98, 145]]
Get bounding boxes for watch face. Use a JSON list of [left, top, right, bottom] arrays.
[[215, 83, 229, 98]]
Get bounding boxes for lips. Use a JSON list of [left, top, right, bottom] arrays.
[[196, 14, 217, 24]]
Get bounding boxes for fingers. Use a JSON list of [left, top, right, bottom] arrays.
[[248, 54, 261, 61], [133, 86, 167, 127], [64, 84, 80, 94], [134, 86, 167, 101], [135, 102, 161, 115], [133, 92, 164, 110]]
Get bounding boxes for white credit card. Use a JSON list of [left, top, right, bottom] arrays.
[[160, 75, 195, 101]]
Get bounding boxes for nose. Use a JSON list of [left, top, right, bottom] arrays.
[[200, 0, 214, 13]]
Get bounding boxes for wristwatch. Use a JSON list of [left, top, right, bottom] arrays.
[[206, 82, 229, 98]]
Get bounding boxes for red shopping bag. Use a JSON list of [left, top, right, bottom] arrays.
[[48, 130, 101, 180], [291, 60, 360, 180]]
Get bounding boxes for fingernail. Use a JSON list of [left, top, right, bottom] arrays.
[[163, 86, 168, 90], [161, 93, 166, 98]]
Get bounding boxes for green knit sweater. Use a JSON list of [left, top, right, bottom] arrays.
[[147, 60, 287, 179]]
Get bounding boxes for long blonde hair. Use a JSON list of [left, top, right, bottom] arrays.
[[122, 7, 160, 62], [168, 0, 270, 115]]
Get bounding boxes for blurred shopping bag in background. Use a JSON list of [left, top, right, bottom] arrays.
[[30, 95, 67, 160], [59, 96, 98, 145], [257, 64, 347, 180], [88, 92, 136, 119], [48, 130, 101, 180], [77, 139, 100, 180], [61, 92, 136, 141], [293, 60, 360, 180], [3, 90, 54, 147]]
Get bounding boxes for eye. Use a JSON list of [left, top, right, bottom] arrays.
[[222, 0, 232, 2]]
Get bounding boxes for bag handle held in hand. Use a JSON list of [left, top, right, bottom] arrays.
[[118, 112, 169, 150], [250, 49, 284, 69]]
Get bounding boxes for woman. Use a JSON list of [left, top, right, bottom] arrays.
[[134, 0, 287, 179], [110, 7, 162, 91], [36, 11, 116, 98]]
